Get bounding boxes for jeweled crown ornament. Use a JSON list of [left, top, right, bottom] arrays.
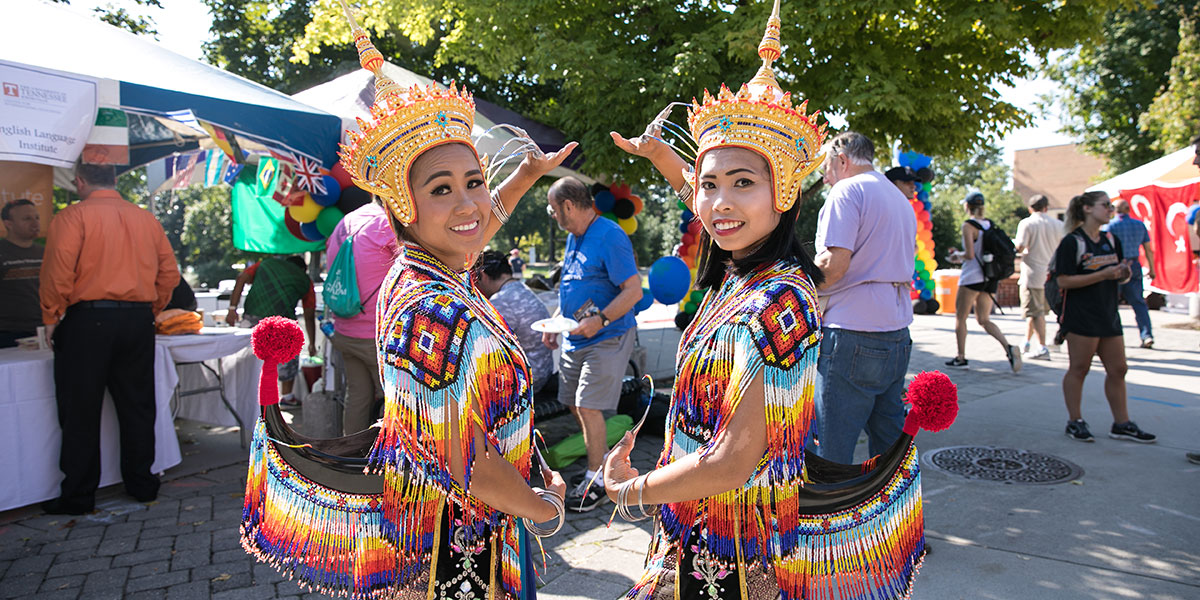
[[686, 0, 827, 212], [335, 0, 478, 225]]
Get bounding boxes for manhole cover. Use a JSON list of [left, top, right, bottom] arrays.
[[923, 446, 1083, 484]]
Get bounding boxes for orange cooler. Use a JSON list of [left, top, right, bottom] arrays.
[[934, 269, 960, 314]]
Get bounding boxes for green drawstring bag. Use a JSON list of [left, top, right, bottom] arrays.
[[323, 234, 363, 318], [543, 414, 633, 470]]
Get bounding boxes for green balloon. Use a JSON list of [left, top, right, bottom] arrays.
[[602, 211, 618, 222], [315, 206, 345, 238], [689, 290, 705, 303], [683, 302, 698, 314], [677, 200, 689, 210]]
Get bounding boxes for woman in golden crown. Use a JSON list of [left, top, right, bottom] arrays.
[[602, 1, 953, 599], [239, 3, 577, 599]]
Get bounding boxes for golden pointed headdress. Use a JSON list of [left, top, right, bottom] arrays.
[[686, 0, 827, 212], [335, 1, 478, 225]]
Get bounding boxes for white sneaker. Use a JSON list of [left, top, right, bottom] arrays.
[[1023, 346, 1051, 361]]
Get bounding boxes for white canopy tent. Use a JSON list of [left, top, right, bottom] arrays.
[[1087, 145, 1200, 198]]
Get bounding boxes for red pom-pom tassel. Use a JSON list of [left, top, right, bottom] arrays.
[[902, 371, 958, 436], [251, 316, 304, 406]]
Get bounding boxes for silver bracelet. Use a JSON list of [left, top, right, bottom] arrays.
[[490, 190, 510, 225], [616, 477, 649, 522], [636, 474, 659, 519], [674, 181, 694, 208], [523, 487, 565, 537]]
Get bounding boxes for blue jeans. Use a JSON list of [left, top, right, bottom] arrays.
[[812, 327, 912, 464], [1118, 262, 1153, 341]]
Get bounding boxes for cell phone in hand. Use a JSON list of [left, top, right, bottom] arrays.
[[572, 299, 596, 322]]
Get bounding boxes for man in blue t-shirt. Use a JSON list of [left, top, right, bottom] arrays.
[[543, 177, 641, 512]]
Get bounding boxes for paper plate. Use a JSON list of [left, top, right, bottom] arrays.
[[531, 317, 579, 334]]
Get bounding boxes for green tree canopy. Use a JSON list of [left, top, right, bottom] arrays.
[[1046, 0, 1188, 175], [1139, 11, 1200, 152], [295, 0, 1122, 180]]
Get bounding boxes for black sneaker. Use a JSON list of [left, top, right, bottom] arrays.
[[1006, 345, 1023, 373], [1187, 452, 1200, 465], [566, 479, 608, 513], [1065, 419, 1094, 442], [945, 357, 968, 368], [1110, 421, 1156, 444]]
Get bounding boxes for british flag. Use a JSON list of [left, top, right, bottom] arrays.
[[293, 155, 327, 195]]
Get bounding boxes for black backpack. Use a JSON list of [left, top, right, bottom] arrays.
[[967, 219, 1016, 283]]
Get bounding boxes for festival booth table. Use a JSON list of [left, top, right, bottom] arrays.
[[0, 329, 260, 512]]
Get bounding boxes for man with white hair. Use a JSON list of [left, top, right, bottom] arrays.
[[812, 131, 918, 463]]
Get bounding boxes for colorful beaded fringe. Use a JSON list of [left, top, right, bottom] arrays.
[[629, 259, 925, 600], [241, 419, 396, 599], [369, 242, 534, 598]]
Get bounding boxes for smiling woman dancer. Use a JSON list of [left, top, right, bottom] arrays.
[[239, 4, 576, 599], [605, 2, 953, 599]]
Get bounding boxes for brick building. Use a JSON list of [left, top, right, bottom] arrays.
[[1013, 143, 1107, 218]]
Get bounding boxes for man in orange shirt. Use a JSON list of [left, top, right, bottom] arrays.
[[39, 164, 179, 515]]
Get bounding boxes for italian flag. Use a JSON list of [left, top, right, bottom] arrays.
[[81, 107, 129, 165]]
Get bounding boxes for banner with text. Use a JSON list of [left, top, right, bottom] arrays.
[[0, 61, 97, 168]]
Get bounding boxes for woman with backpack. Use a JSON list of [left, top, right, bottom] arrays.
[[946, 191, 1022, 372], [1055, 191, 1156, 444]]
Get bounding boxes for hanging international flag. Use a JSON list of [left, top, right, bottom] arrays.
[[164, 109, 208, 136], [223, 162, 244, 185], [203, 150, 227, 187], [293, 155, 326, 195], [1121, 182, 1200, 294], [257, 156, 278, 194], [201, 122, 247, 164], [81, 107, 129, 165], [171, 152, 201, 190]]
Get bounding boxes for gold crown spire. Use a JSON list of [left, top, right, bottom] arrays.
[[746, 0, 782, 94], [685, 0, 826, 213], [335, 0, 478, 225]]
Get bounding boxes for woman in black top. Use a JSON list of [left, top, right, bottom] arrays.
[[1055, 191, 1155, 444]]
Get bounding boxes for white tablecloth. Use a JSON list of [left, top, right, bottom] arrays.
[[164, 328, 262, 430], [0, 328, 260, 512]]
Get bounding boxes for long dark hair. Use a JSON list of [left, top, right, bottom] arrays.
[[694, 193, 825, 289]]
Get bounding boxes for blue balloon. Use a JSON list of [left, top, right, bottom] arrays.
[[920, 289, 934, 300], [679, 221, 690, 234], [312, 175, 342, 206], [648, 256, 692, 305], [1187, 204, 1200, 225], [299, 220, 325, 241], [594, 190, 616, 213], [634, 287, 655, 313], [681, 209, 695, 222], [916, 190, 928, 201]]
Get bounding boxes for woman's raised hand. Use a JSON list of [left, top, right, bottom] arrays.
[[610, 131, 668, 160], [521, 141, 579, 178]]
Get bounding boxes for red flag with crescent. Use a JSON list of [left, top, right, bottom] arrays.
[[1121, 183, 1199, 294]]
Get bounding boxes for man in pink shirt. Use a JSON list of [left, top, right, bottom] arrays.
[[325, 199, 398, 434]]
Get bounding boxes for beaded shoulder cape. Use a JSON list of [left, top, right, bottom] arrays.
[[656, 259, 821, 563], [372, 242, 534, 597], [635, 259, 925, 600]]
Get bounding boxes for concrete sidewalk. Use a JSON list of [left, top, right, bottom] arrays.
[[1, 306, 1197, 599]]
